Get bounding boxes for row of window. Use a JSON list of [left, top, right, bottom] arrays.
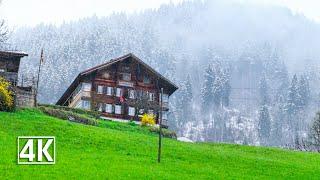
[[75, 100, 168, 119], [96, 85, 156, 101], [98, 103, 136, 116], [120, 72, 151, 84]]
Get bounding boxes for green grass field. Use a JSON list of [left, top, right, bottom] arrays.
[[1, 109, 320, 179]]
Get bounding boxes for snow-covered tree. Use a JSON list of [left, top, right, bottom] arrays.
[[285, 74, 299, 114], [221, 69, 231, 107], [175, 75, 193, 135], [258, 105, 271, 145], [201, 65, 215, 111], [297, 75, 310, 108], [259, 75, 269, 105], [0, 1, 8, 46]]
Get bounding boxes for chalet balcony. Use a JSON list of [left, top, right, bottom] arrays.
[[70, 90, 91, 107], [0, 71, 18, 85]]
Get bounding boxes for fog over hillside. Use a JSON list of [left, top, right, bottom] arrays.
[[8, 0, 320, 147]]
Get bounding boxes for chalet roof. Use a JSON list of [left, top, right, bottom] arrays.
[[56, 53, 178, 105], [0, 50, 28, 58]]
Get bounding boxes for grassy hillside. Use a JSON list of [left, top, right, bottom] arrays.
[[0, 109, 320, 179]]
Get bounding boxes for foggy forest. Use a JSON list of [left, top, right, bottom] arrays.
[[4, 0, 320, 148]]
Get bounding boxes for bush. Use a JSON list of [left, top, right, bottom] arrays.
[[0, 77, 14, 111], [127, 120, 137, 126], [39, 106, 98, 126], [39, 104, 100, 118], [141, 113, 155, 126], [149, 126, 177, 139]]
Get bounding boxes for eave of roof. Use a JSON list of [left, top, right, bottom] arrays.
[[0, 50, 28, 57]]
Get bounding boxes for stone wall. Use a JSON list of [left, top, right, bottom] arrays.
[[15, 86, 35, 107]]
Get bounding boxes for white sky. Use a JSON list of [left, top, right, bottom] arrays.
[[0, 0, 320, 27]]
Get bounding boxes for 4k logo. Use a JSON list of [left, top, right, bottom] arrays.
[[17, 136, 55, 165]]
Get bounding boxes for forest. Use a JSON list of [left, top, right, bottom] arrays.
[[4, 0, 320, 148]]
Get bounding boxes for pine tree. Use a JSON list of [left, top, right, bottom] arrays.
[[286, 74, 299, 114], [275, 62, 289, 104], [213, 73, 223, 107], [258, 105, 271, 145], [221, 69, 231, 107], [201, 65, 215, 111], [310, 112, 320, 152], [259, 75, 269, 105], [297, 75, 310, 108], [176, 75, 193, 135]]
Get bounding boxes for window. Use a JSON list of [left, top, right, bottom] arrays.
[[148, 109, 154, 115], [106, 87, 113, 96], [115, 105, 122, 114], [82, 83, 92, 91], [128, 107, 135, 116], [149, 92, 155, 101], [143, 75, 151, 84], [106, 104, 113, 113], [97, 85, 104, 94], [116, 88, 122, 97], [129, 90, 135, 99], [82, 100, 91, 110], [162, 111, 168, 120], [161, 94, 169, 103], [122, 73, 131, 81], [98, 103, 103, 112]]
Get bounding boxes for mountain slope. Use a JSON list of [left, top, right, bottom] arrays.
[[0, 109, 319, 179]]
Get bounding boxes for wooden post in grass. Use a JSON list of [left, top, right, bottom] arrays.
[[158, 88, 163, 163]]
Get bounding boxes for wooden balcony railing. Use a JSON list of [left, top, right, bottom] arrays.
[[70, 90, 91, 107]]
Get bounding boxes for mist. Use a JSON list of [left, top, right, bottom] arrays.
[[7, 0, 320, 147]]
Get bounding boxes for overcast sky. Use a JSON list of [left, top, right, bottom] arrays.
[[0, 0, 320, 27]]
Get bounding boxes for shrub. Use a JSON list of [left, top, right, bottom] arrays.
[[128, 120, 137, 126], [39, 106, 98, 126], [141, 113, 155, 126], [39, 104, 100, 118], [149, 126, 177, 139], [0, 77, 14, 111]]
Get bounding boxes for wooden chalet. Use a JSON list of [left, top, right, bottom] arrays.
[[0, 50, 35, 107], [0, 50, 28, 85], [56, 53, 178, 126]]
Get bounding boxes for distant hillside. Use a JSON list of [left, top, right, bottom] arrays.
[[8, 0, 320, 146], [0, 109, 320, 179]]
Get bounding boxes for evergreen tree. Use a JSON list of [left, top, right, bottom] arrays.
[[259, 75, 269, 105], [275, 62, 289, 104], [258, 105, 271, 145], [213, 73, 223, 107], [286, 74, 299, 114], [176, 75, 193, 135], [310, 112, 320, 152], [201, 65, 215, 111], [221, 69, 231, 107], [297, 75, 310, 108]]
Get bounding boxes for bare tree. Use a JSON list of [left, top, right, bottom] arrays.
[[0, 0, 8, 45]]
